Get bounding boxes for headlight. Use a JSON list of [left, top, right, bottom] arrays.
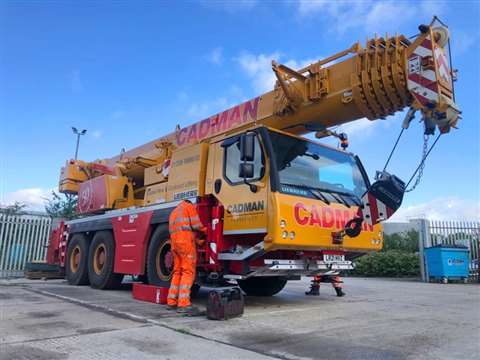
[[280, 220, 287, 229], [282, 231, 288, 239], [290, 231, 295, 240]]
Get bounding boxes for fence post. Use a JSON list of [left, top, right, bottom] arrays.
[[415, 218, 431, 283]]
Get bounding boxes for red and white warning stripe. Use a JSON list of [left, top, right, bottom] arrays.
[[434, 47, 451, 84], [209, 242, 217, 264], [407, 35, 439, 107], [359, 193, 395, 226]]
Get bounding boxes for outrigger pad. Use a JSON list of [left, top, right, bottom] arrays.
[[359, 171, 406, 226]]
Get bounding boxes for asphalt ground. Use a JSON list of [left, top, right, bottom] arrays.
[[1, 277, 479, 360]]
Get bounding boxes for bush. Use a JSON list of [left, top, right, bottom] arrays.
[[353, 250, 420, 277]]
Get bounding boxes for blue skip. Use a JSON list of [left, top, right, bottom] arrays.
[[425, 244, 470, 283]]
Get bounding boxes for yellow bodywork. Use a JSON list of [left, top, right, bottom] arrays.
[[266, 192, 383, 252]]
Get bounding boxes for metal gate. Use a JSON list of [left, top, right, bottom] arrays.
[[417, 219, 480, 282], [0, 213, 52, 278]]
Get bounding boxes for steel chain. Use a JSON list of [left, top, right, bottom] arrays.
[[405, 134, 429, 192]]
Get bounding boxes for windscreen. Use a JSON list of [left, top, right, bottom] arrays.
[[268, 130, 368, 198]]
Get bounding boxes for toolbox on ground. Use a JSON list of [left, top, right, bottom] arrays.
[[132, 283, 168, 304], [207, 286, 244, 320], [424, 244, 470, 283]]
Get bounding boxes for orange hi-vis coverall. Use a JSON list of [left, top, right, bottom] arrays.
[[167, 200, 206, 308]]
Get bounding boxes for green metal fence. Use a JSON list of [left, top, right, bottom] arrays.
[[0, 213, 52, 278]]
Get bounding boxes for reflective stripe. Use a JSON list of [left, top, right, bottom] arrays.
[[169, 285, 179, 290], [178, 293, 190, 299], [167, 294, 178, 299], [179, 285, 191, 290]]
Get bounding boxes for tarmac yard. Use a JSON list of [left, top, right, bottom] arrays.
[[1, 278, 479, 360]]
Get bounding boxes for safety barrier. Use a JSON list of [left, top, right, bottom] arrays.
[[0, 213, 52, 278]]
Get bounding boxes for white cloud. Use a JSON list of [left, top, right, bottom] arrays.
[[1, 188, 55, 211], [364, 1, 415, 33], [187, 97, 231, 119], [181, 85, 247, 120], [237, 51, 280, 93], [420, 0, 447, 16], [69, 69, 83, 92], [296, 1, 448, 34], [236, 51, 320, 93], [389, 197, 480, 222], [205, 47, 223, 65]]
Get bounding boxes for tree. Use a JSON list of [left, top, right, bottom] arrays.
[[0, 201, 27, 216], [382, 230, 419, 253], [44, 191, 78, 220]]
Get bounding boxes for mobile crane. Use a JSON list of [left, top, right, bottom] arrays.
[[47, 18, 460, 296]]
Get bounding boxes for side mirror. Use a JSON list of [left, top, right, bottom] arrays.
[[240, 133, 255, 161], [239, 163, 254, 178]]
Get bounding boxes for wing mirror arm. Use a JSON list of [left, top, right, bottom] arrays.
[[239, 133, 258, 193]]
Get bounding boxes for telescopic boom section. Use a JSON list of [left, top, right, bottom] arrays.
[[59, 20, 460, 197]]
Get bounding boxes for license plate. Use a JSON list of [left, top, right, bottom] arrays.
[[323, 254, 345, 262]]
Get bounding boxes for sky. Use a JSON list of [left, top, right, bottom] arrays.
[[0, 0, 479, 221]]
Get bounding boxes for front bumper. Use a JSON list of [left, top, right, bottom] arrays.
[[223, 259, 354, 280]]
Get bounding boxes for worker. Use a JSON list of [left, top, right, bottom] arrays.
[[167, 199, 206, 315], [305, 274, 345, 297]]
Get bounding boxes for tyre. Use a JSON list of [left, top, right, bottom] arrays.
[[87, 231, 124, 289], [237, 276, 287, 296], [66, 233, 90, 286], [146, 224, 173, 287]]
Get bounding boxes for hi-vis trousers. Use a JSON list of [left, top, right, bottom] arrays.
[[167, 233, 196, 308]]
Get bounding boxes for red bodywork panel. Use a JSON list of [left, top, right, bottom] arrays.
[[77, 176, 107, 214], [112, 211, 153, 275], [46, 221, 66, 266]]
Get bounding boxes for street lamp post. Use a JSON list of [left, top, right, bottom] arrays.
[[72, 127, 87, 160]]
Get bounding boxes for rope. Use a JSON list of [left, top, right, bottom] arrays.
[[382, 128, 405, 172]]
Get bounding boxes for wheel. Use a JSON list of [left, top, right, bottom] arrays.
[[87, 231, 124, 289], [237, 276, 287, 296], [65, 233, 90, 286], [147, 224, 173, 287]]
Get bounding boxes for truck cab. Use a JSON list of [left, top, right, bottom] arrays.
[[189, 125, 384, 293]]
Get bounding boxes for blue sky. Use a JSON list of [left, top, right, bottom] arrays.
[[0, 0, 478, 220]]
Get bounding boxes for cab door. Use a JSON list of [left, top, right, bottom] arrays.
[[208, 132, 269, 236]]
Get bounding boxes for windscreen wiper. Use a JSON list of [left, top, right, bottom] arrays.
[[311, 186, 362, 208], [281, 183, 330, 204]]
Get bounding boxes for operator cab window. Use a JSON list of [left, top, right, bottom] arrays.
[[223, 134, 264, 184]]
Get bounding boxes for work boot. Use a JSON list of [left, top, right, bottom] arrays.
[[334, 287, 345, 297], [305, 285, 320, 296], [166, 305, 177, 311], [177, 305, 205, 316]]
